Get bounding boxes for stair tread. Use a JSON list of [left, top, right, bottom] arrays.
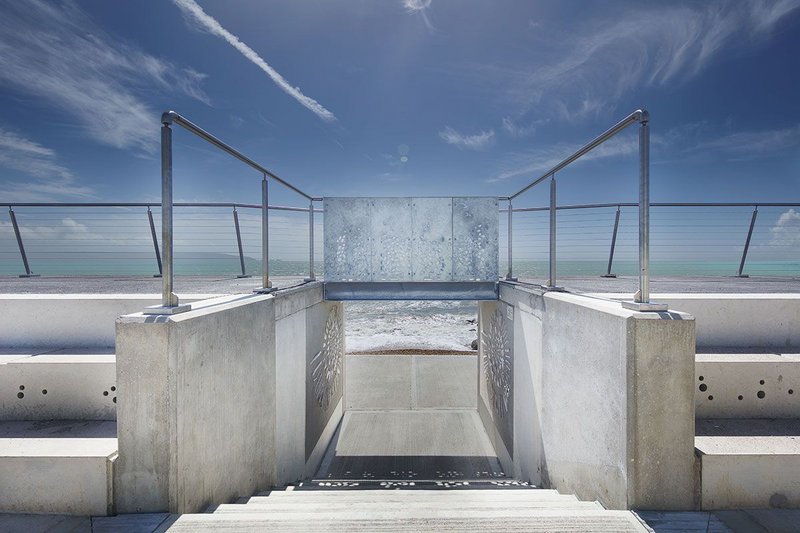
[[0, 420, 117, 457], [162, 510, 647, 532], [214, 501, 603, 513], [256, 489, 567, 498]]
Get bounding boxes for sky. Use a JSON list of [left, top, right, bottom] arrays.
[[0, 0, 799, 272]]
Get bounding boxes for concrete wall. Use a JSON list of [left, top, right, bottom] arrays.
[[591, 294, 800, 350], [115, 283, 344, 514], [345, 354, 477, 410], [485, 283, 696, 510], [0, 294, 216, 349]]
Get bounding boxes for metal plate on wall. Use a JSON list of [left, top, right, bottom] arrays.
[[324, 197, 498, 283]]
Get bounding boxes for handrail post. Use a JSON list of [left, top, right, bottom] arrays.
[[602, 206, 621, 278], [8, 207, 38, 278], [505, 199, 517, 281], [623, 110, 666, 311], [305, 200, 316, 281], [147, 206, 162, 278], [144, 119, 190, 314], [233, 206, 250, 278], [256, 174, 273, 292], [736, 206, 758, 278], [547, 175, 558, 289]]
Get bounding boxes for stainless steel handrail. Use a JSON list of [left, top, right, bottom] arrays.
[[158, 111, 318, 312], [505, 109, 660, 309]]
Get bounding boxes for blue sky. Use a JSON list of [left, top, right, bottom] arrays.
[[0, 0, 799, 209]]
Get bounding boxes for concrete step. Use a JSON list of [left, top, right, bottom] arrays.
[[0, 348, 116, 420], [160, 510, 649, 532], [250, 488, 574, 501], [0, 420, 117, 516], [696, 419, 800, 509], [695, 353, 799, 418], [213, 500, 604, 514]]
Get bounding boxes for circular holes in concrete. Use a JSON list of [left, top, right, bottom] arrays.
[[103, 391, 109, 396], [41, 389, 47, 395], [698, 376, 704, 381], [112, 397, 117, 404], [757, 391, 766, 399], [738, 395, 744, 400], [111, 386, 116, 392], [18, 385, 24, 391], [17, 392, 24, 399], [708, 395, 714, 401], [699, 384, 708, 392], [789, 389, 794, 395], [760, 379, 765, 385]]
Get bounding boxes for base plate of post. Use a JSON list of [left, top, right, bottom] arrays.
[[19, 274, 41, 278], [236, 275, 252, 279], [621, 301, 669, 312], [304, 277, 317, 282], [600, 274, 617, 278], [253, 287, 276, 294], [504, 276, 518, 282], [143, 303, 192, 315]]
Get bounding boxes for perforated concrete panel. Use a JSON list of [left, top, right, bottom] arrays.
[[324, 197, 498, 283]]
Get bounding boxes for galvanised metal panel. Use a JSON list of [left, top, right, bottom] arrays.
[[371, 198, 413, 281], [323, 197, 498, 284], [411, 197, 452, 281], [453, 197, 499, 281], [323, 198, 371, 282]]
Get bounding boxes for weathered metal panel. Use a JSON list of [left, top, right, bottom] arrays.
[[411, 197, 452, 281], [323, 197, 498, 285], [323, 198, 371, 282], [370, 198, 413, 281], [453, 197, 499, 281]]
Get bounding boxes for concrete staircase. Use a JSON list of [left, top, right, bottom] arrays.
[[159, 489, 650, 531], [695, 350, 800, 509], [0, 349, 117, 515]]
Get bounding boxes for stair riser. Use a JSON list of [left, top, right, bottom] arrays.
[[700, 453, 800, 509], [695, 356, 799, 418], [213, 501, 603, 513]]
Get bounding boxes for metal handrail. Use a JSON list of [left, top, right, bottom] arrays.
[[158, 111, 318, 312], [505, 109, 660, 309]]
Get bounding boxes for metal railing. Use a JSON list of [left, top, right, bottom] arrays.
[[3, 202, 322, 279], [504, 109, 662, 310], [159, 111, 320, 312], [499, 202, 799, 280]]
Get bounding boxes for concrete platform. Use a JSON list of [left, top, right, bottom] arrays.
[[0, 420, 117, 516], [695, 353, 800, 418], [316, 410, 505, 481], [0, 349, 116, 420], [696, 419, 800, 509]]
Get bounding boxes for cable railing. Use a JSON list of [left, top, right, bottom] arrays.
[[2, 203, 322, 280], [158, 111, 321, 313]]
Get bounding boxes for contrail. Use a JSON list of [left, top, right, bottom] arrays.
[[172, 0, 336, 122]]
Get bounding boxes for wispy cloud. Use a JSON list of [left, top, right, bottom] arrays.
[[0, 0, 210, 153], [697, 125, 800, 158], [0, 128, 93, 201], [173, 0, 336, 122], [403, 0, 434, 31], [489, 135, 637, 182], [486, 1, 800, 121], [502, 117, 538, 138], [439, 127, 495, 150]]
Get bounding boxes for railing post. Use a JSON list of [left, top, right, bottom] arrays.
[[233, 206, 250, 278], [8, 207, 38, 278], [147, 207, 162, 278], [547, 175, 557, 288], [505, 199, 517, 281], [602, 206, 621, 278], [736, 206, 758, 278], [144, 117, 189, 314], [256, 174, 273, 292], [305, 200, 316, 281]]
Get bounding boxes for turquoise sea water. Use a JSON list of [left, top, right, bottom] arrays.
[[0, 257, 797, 278]]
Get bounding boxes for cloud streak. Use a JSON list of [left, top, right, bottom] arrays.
[[0, 0, 210, 153], [439, 127, 495, 150], [0, 127, 93, 201], [487, 1, 800, 121], [403, 0, 435, 31], [173, 0, 336, 122]]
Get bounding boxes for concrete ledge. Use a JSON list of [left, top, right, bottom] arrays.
[[696, 353, 800, 418], [0, 294, 219, 349], [0, 420, 117, 516], [0, 350, 116, 421]]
